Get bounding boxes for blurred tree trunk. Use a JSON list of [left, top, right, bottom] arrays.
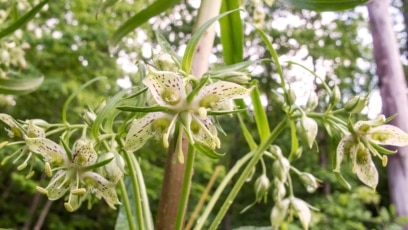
[[367, 0, 408, 227]]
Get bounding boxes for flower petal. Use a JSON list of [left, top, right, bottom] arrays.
[[195, 81, 251, 109], [25, 137, 67, 164], [72, 139, 98, 167], [334, 135, 353, 172], [355, 146, 378, 189], [292, 198, 312, 230], [82, 172, 121, 209], [0, 113, 23, 137], [26, 120, 46, 138], [143, 65, 186, 107], [270, 198, 290, 228], [190, 116, 219, 150], [125, 112, 172, 152], [46, 170, 70, 200], [368, 124, 408, 147]]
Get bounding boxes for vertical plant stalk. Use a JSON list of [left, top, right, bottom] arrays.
[[118, 178, 136, 230], [155, 0, 221, 229]]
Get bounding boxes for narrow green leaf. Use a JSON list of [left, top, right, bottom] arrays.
[[62, 77, 106, 124], [194, 143, 225, 159], [289, 120, 299, 160], [97, 0, 119, 18], [250, 85, 270, 142], [82, 157, 114, 171], [116, 106, 171, 113], [0, 76, 44, 95], [334, 172, 352, 190], [238, 115, 257, 150], [204, 60, 262, 76], [219, 0, 243, 65], [92, 89, 129, 139], [0, 0, 50, 39], [186, 75, 209, 103], [181, 9, 240, 74], [155, 31, 181, 64], [207, 108, 247, 116], [286, 0, 370, 11], [109, 0, 180, 47]]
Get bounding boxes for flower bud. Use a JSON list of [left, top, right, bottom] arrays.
[[273, 179, 286, 202], [299, 172, 319, 193], [329, 85, 341, 107], [296, 115, 318, 149], [272, 157, 290, 182], [270, 198, 290, 228], [154, 52, 179, 72], [269, 145, 282, 158], [254, 174, 270, 202], [286, 88, 296, 106], [292, 198, 312, 230], [344, 95, 368, 113], [306, 91, 318, 111]]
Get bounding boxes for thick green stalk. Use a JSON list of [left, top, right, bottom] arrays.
[[209, 119, 288, 229], [118, 178, 136, 230], [174, 144, 196, 229]]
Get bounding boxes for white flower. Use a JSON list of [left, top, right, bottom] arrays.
[[125, 65, 251, 162], [335, 115, 408, 189]]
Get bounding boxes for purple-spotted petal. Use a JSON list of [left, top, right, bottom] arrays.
[[125, 112, 172, 152], [368, 124, 408, 147], [143, 65, 186, 107], [334, 135, 353, 172], [190, 116, 219, 150], [72, 139, 98, 167], [195, 81, 251, 109], [355, 146, 378, 189], [25, 137, 67, 164], [82, 172, 121, 209], [26, 120, 46, 138]]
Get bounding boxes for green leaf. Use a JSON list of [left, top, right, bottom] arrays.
[[207, 108, 248, 116], [0, 0, 50, 39], [97, 0, 119, 18], [109, 0, 181, 48], [155, 31, 181, 64], [194, 143, 225, 159], [334, 172, 352, 190], [116, 106, 171, 113], [186, 75, 209, 103], [219, 0, 243, 65], [250, 85, 270, 142], [286, 0, 370, 11], [82, 157, 114, 171], [181, 9, 240, 74], [0, 76, 44, 95]]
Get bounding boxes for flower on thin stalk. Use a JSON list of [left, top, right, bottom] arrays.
[[125, 65, 252, 163], [32, 139, 121, 211], [335, 115, 408, 189]]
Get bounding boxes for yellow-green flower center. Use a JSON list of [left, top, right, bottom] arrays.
[[162, 89, 181, 105]]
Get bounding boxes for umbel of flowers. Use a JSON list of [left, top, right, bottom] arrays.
[[124, 53, 252, 163]]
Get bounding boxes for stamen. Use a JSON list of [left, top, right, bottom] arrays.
[[36, 186, 48, 195], [71, 188, 87, 195], [17, 152, 32, 170], [44, 162, 52, 177], [164, 114, 179, 148], [64, 202, 74, 212]]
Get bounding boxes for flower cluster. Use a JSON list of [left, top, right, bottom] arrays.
[[125, 63, 252, 163], [335, 115, 408, 189]]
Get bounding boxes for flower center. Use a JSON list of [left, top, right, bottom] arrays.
[[162, 89, 181, 105], [199, 94, 220, 108]]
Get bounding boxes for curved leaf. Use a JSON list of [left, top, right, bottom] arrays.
[[0, 0, 50, 39], [286, 0, 371, 11], [0, 76, 44, 95], [109, 0, 180, 48]]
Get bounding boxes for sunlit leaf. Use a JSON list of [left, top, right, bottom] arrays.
[[0, 0, 50, 39], [286, 0, 371, 11], [0, 76, 44, 95]]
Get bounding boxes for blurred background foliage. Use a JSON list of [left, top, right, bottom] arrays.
[[1, 0, 408, 229]]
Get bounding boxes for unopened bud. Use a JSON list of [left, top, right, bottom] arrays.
[[289, 146, 303, 162], [270, 198, 290, 228], [286, 88, 296, 105], [306, 91, 318, 111], [254, 174, 270, 202], [292, 198, 312, 230], [272, 157, 290, 182], [296, 115, 318, 149], [299, 172, 319, 193], [344, 95, 368, 113], [269, 145, 282, 158], [273, 179, 286, 202], [329, 85, 341, 107]]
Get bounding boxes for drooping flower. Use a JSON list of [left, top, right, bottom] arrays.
[[125, 65, 252, 162], [335, 115, 408, 189], [33, 139, 121, 211]]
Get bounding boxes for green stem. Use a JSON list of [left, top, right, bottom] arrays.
[[208, 119, 288, 229], [131, 153, 154, 230], [194, 152, 253, 230], [122, 149, 145, 230], [174, 144, 196, 230], [118, 178, 136, 230]]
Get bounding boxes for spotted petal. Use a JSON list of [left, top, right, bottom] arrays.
[[195, 81, 251, 109], [334, 135, 353, 172], [46, 170, 70, 200], [0, 113, 23, 137], [190, 116, 219, 150], [26, 120, 46, 138], [368, 125, 408, 147], [125, 112, 172, 152], [72, 140, 98, 167], [82, 172, 121, 209], [143, 65, 186, 107], [25, 137, 67, 164], [355, 146, 378, 189]]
